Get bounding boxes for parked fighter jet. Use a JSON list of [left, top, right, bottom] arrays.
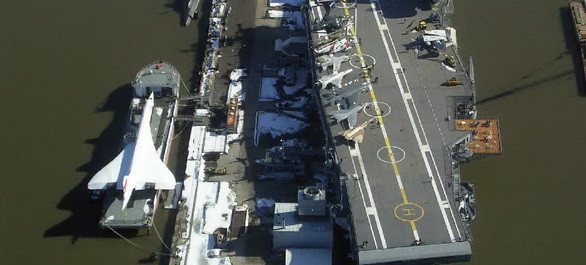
[[328, 104, 363, 128], [323, 82, 368, 106], [314, 38, 352, 55], [87, 94, 176, 210], [331, 82, 369, 95], [318, 68, 353, 88], [317, 54, 350, 73]]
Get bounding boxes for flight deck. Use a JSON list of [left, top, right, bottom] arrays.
[[308, 1, 476, 263]]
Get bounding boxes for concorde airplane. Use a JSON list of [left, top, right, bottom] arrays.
[[87, 93, 176, 210]]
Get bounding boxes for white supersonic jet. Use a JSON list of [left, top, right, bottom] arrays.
[[87, 93, 176, 210]]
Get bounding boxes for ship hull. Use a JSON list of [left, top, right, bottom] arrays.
[[98, 61, 180, 230]]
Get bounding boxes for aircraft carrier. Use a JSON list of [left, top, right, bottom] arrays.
[[158, 0, 501, 263], [306, 1, 497, 263]]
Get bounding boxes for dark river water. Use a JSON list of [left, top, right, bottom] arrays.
[[0, 0, 584, 264], [453, 0, 586, 264], [1, 1, 200, 264]]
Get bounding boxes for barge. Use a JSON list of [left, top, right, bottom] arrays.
[[570, 1, 586, 82], [87, 61, 180, 230]]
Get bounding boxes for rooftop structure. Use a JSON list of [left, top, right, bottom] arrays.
[[297, 186, 326, 216], [273, 202, 333, 249]]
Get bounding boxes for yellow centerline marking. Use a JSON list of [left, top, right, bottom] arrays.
[[410, 221, 417, 231], [399, 189, 409, 204], [341, 1, 420, 233]]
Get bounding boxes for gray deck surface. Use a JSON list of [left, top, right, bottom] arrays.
[[309, 1, 473, 263]]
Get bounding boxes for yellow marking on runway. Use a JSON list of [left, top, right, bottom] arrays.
[[394, 203, 425, 222], [410, 221, 417, 231], [383, 137, 391, 149], [369, 89, 378, 102], [392, 163, 400, 178], [341, 1, 423, 234], [400, 189, 408, 204]]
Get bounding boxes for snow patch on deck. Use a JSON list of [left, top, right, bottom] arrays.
[[259, 77, 280, 101], [283, 68, 310, 95], [174, 120, 236, 265], [254, 111, 308, 146]]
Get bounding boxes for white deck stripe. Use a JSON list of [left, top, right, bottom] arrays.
[[348, 146, 380, 249], [369, 0, 458, 242]]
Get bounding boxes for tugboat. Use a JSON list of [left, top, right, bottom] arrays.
[[87, 61, 180, 230]]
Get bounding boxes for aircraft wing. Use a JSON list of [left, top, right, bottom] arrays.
[[87, 142, 135, 190], [331, 77, 344, 88], [347, 108, 358, 128], [332, 82, 359, 95], [346, 89, 361, 106], [328, 109, 347, 124], [335, 69, 353, 87], [128, 143, 176, 190], [331, 56, 349, 73], [325, 89, 360, 106], [328, 104, 362, 127], [127, 94, 176, 190], [332, 61, 341, 73], [317, 55, 333, 69]]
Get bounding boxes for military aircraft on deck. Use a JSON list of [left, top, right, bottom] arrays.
[[317, 54, 350, 73], [328, 104, 363, 128], [318, 68, 353, 88], [323, 82, 368, 106]]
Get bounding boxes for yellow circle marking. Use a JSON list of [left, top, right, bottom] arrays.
[[394, 203, 424, 222]]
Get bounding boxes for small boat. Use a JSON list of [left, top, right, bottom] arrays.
[[184, 0, 201, 26]]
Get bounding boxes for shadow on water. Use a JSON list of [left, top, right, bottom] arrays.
[[164, 0, 187, 26], [478, 70, 575, 104], [478, 8, 583, 105], [43, 85, 132, 242], [560, 7, 586, 96], [177, 0, 211, 91], [477, 58, 574, 105], [45, 0, 210, 255]]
